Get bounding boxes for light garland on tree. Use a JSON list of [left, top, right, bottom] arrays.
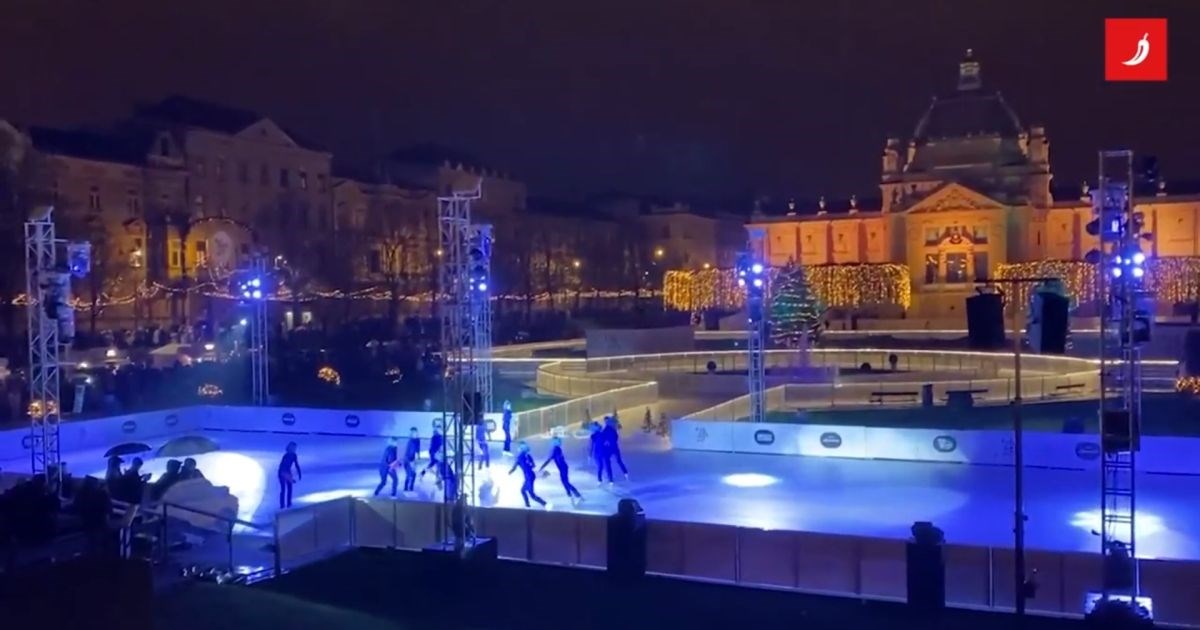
[[664, 263, 911, 312], [317, 366, 342, 386], [770, 260, 824, 344], [995, 258, 1200, 307]]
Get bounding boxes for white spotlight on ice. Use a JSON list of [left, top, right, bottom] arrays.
[[722, 473, 779, 488], [1070, 509, 1165, 540]]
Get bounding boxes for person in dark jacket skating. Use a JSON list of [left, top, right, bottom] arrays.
[[602, 416, 629, 481], [508, 441, 546, 508], [501, 400, 514, 454], [421, 426, 444, 477], [277, 442, 301, 508], [475, 420, 490, 469], [590, 421, 610, 483], [437, 453, 458, 502], [403, 427, 421, 492], [539, 436, 582, 504], [374, 438, 400, 497]]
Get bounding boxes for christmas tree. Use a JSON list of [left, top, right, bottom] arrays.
[[770, 259, 824, 346]]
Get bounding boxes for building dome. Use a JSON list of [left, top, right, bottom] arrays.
[[905, 50, 1029, 173]]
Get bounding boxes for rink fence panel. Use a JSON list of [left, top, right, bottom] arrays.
[[670, 419, 1200, 476], [272, 497, 1200, 626]]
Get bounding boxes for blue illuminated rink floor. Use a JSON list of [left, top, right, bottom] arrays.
[[13, 429, 1200, 561]]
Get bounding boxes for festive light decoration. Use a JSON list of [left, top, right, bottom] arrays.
[[1176, 376, 1200, 396], [197, 384, 224, 398], [996, 258, 1200, 307], [28, 400, 59, 419], [664, 263, 911, 312], [317, 366, 341, 386], [770, 260, 824, 344]]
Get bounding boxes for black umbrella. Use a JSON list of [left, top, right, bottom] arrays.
[[155, 435, 220, 458], [104, 442, 152, 458]]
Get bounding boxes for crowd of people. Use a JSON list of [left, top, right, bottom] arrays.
[[0, 453, 211, 569]]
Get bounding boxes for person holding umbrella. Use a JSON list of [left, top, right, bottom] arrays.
[[278, 442, 301, 509]]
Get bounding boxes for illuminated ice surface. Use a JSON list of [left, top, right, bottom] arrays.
[[9, 430, 1200, 560]]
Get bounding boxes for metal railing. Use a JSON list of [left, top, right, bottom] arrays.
[[113, 498, 277, 579]]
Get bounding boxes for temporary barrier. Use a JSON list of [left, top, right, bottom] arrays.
[[671, 419, 1200, 476], [269, 494, 1200, 627]]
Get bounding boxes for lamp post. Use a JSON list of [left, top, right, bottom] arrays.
[[980, 275, 1061, 618]]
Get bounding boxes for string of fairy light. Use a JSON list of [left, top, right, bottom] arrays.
[[664, 263, 912, 311], [8, 283, 660, 311], [995, 258, 1200, 307]]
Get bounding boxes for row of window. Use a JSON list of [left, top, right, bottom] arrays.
[[86, 186, 142, 218], [924, 252, 989, 284], [193, 157, 327, 192]]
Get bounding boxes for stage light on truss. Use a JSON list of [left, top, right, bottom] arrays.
[[1131, 251, 1146, 265], [1112, 267, 1122, 278], [751, 262, 764, 274], [239, 318, 248, 326], [1132, 267, 1144, 279]]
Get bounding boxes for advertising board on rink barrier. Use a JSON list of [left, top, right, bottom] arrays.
[[670, 419, 1200, 475]]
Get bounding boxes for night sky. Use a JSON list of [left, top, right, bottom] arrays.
[[2, 0, 1199, 204]]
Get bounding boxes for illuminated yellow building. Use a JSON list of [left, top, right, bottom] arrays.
[[748, 51, 1200, 319]]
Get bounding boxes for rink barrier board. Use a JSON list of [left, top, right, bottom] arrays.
[[670, 420, 1200, 476], [284, 498, 1200, 626], [0, 405, 507, 465]]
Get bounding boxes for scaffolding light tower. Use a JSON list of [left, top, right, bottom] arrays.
[[25, 206, 86, 487], [438, 182, 483, 555], [468, 224, 494, 414], [739, 227, 768, 423], [1089, 150, 1147, 604], [237, 257, 271, 405]]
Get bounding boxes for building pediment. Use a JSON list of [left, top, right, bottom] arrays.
[[905, 183, 1006, 214], [237, 118, 300, 149]]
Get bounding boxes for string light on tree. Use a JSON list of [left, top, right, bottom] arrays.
[[770, 259, 825, 345]]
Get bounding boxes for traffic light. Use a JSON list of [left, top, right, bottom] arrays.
[[1028, 290, 1069, 354], [966, 291, 1005, 349]]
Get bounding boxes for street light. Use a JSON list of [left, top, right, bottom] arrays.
[[654, 247, 664, 259]]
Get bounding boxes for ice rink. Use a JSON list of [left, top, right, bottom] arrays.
[[12, 427, 1199, 561]]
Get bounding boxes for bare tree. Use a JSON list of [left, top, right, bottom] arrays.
[[0, 127, 51, 338]]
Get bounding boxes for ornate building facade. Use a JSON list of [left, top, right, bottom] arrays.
[[748, 52, 1200, 319]]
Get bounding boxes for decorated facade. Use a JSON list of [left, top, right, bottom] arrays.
[[667, 51, 1200, 319]]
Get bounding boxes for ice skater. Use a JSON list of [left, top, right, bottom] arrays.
[[421, 426, 444, 478], [437, 453, 458, 502], [539, 436, 582, 504], [374, 437, 400, 497], [403, 427, 421, 492], [277, 442, 301, 509], [590, 421, 610, 483], [475, 420, 490, 470], [602, 415, 629, 481], [508, 441, 546, 508], [501, 400, 514, 454]]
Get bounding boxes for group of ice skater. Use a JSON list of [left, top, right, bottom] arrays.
[[507, 413, 629, 509], [364, 401, 631, 511]]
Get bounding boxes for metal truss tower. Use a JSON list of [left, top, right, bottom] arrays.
[[468, 224, 494, 414], [437, 182, 483, 554], [25, 209, 63, 483], [247, 257, 270, 406], [738, 227, 768, 423], [1093, 150, 1146, 601]]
